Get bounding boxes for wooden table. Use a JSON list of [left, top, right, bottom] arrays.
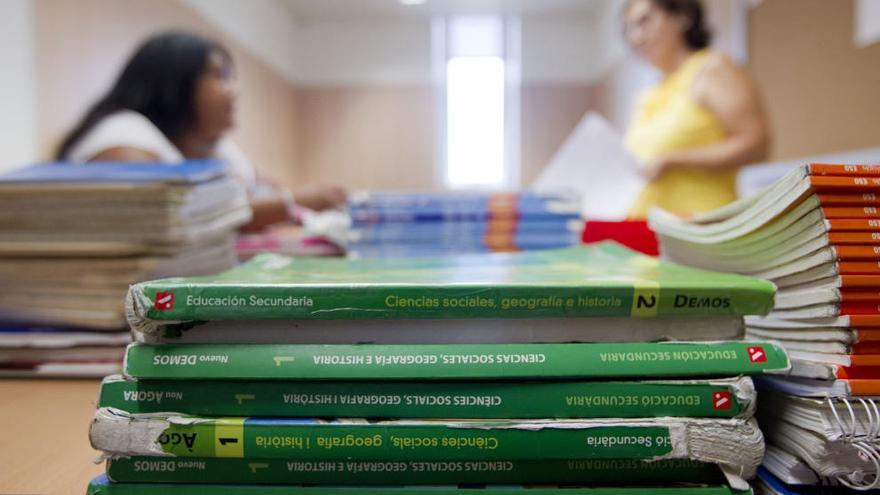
[[0, 379, 104, 494]]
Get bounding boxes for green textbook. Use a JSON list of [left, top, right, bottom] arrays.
[[126, 242, 775, 334], [99, 375, 755, 419], [87, 475, 751, 495], [90, 410, 764, 482], [105, 457, 724, 485], [123, 341, 789, 380]]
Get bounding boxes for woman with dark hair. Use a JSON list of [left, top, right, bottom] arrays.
[[59, 31, 345, 221], [622, 0, 769, 217]]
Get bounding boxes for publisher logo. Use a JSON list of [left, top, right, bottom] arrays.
[[155, 292, 174, 311], [712, 391, 732, 410], [747, 346, 766, 363]]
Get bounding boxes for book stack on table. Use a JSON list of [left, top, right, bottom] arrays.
[[0, 161, 250, 377], [651, 164, 880, 492], [346, 191, 583, 258], [86, 242, 788, 494]]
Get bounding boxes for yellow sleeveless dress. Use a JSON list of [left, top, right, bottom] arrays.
[[624, 50, 737, 218]]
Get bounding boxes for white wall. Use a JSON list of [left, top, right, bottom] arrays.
[[521, 17, 600, 84], [296, 21, 432, 86], [0, 0, 38, 171]]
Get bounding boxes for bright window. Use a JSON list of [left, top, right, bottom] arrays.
[[446, 56, 505, 187], [439, 15, 518, 189]]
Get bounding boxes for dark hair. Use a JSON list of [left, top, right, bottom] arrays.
[[651, 0, 712, 50], [56, 31, 231, 160]]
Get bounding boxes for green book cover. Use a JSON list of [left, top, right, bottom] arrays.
[[123, 341, 789, 380], [127, 243, 775, 334], [106, 457, 724, 485], [90, 410, 765, 482], [99, 375, 755, 419], [88, 475, 751, 495]]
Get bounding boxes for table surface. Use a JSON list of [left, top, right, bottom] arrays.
[[0, 379, 104, 495]]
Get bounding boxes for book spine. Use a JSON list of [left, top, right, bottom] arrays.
[[828, 219, 880, 231], [106, 457, 722, 485], [823, 206, 880, 219], [810, 164, 880, 176], [123, 342, 789, 380], [89, 476, 749, 495], [838, 262, 880, 274], [812, 176, 880, 192], [818, 192, 880, 205], [834, 246, 880, 260], [840, 302, 880, 315], [852, 342, 880, 354], [839, 275, 880, 288], [856, 330, 880, 342], [841, 290, 880, 302], [95, 417, 680, 460], [847, 315, 880, 327], [130, 283, 772, 323], [99, 378, 752, 418], [828, 232, 880, 244]]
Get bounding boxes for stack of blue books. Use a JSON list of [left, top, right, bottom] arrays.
[[347, 191, 582, 257]]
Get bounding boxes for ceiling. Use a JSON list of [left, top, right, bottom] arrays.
[[280, 0, 609, 23]]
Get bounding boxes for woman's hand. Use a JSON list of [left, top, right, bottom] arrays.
[[294, 185, 348, 211], [639, 155, 673, 180]]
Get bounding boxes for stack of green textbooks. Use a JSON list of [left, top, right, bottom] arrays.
[[87, 242, 788, 495]]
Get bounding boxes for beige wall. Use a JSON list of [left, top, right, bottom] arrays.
[[294, 84, 597, 191], [34, 0, 300, 185], [748, 0, 880, 159], [520, 84, 597, 186], [295, 86, 435, 192]]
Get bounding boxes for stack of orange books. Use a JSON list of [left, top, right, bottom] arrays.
[[650, 163, 880, 489]]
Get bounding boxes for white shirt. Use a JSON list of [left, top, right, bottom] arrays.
[[66, 110, 257, 190]]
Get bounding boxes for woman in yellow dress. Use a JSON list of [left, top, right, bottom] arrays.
[[623, 0, 769, 218]]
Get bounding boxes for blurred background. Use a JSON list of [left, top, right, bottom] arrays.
[[2, 0, 878, 193]]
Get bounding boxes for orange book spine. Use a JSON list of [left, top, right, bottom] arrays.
[[855, 330, 880, 342], [828, 232, 880, 244], [818, 192, 880, 205], [841, 290, 880, 302], [853, 342, 880, 354], [811, 175, 880, 190], [827, 219, 880, 231], [823, 206, 880, 218], [834, 246, 880, 260], [845, 379, 880, 395], [810, 164, 880, 176], [838, 261, 880, 274], [848, 354, 880, 366], [847, 315, 880, 327], [839, 275, 880, 288], [840, 302, 880, 315], [838, 366, 880, 379]]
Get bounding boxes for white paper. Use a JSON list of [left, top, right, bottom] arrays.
[[532, 112, 645, 220], [855, 0, 880, 48]]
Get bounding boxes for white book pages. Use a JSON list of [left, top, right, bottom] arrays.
[[134, 315, 745, 345], [0, 330, 130, 349], [658, 201, 825, 258], [758, 412, 879, 489], [745, 326, 857, 344], [743, 336, 850, 355], [532, 112, 644, 220], [649, 166, 814, 243], [756, 375, 856, 398], [762, 444, 820, 485], [761, 393, 880, 442], [774, 287, 842, 310]]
